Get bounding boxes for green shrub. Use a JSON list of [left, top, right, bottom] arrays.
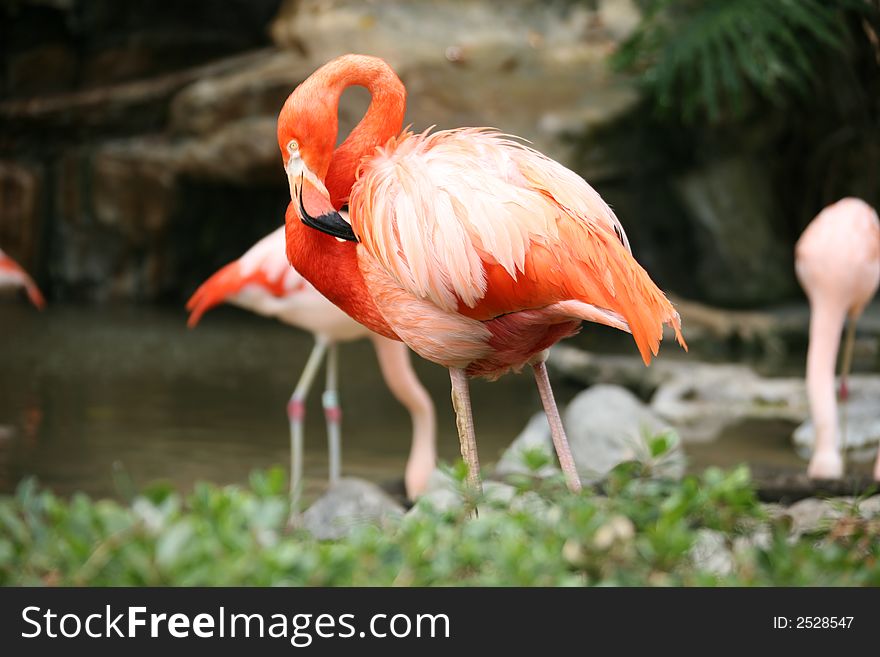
[[1, 456, 878, 586]]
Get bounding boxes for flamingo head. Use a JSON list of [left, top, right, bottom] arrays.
[[277, 71, 357, 242]]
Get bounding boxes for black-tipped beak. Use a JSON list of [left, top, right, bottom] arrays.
[[297, 179, 358, 242]]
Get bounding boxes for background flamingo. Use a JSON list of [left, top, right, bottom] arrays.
[[186, 226, 437, 509], [795, 197, 880, 481], [0, 249, 45, 309], [276, 54, 685, 494]]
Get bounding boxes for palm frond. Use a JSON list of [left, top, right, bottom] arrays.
[[613, 0, 876, 123]]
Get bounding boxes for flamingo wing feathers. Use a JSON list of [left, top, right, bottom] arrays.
[[349, 128, 684, 364]]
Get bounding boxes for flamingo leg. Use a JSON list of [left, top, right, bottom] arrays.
[[838, 316, 857, 402], [287, 340, 328, 515], [449, 368, 482, 496], [532, 360, 582, 493], [323, 343, 342, 487], [837, 316, 858, 472]]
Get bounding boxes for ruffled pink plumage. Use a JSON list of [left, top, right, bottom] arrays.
[[349, 128, 685, 375]]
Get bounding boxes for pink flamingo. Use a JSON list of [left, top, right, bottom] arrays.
[[795, 197, 880, 481], [276, 54, 685, 494], [0, 248, 45, 309], [186, 226, 437, 508]]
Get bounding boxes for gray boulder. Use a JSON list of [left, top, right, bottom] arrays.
[[690, 529, 734, 576], [783, 498, 846, 538], [494, 412, 560, 480], [412, 468, 542, 516], [651, 362, 806, 444], [565, 384, 685, 482], [302, 477, 405, 540], [497, 384, 685, 484], [270, 0, 640, 174], [858, 495, 880, 518]]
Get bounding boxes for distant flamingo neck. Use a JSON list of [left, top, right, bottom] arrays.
[[284, 205, 398, 341], [322, 61, 406, 208], [805, 298, 846, 452]]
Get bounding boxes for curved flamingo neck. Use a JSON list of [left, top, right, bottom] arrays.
[[321, 59, 406, 207], [284, 204, 398, 341], [284, 57, 405, 340]]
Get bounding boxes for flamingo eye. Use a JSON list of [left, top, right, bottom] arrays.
[[287, 139, 300, 159]]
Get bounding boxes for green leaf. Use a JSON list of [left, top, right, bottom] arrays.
[[155, 519, 195, 571]]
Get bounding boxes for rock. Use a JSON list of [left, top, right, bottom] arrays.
[[779, 495, 880, 541], [675, 157, 796, 306], [550, 340, 880, 451], [761, 503, 787, 521], [651, 362, 806, 443], [792, 377, 880, 461], [674, 156, 797, 306], [547, 294, 787, 395], [92, 140, 178, 240], [0, 1, 288, 303], [494, 412, 559, 480], [51, 114, 284, 302], [597, 0, 641, 41], [549, 345, 818, 446], [857, 495, 880, 518], [169, 51, 314, 137], [173, 118, 280, 184], [50, 141, 178, 301], [412, 468, 546, 517], [270, 0, 640, 172], [302, 477, 405, 540], [498, 384, 685, 484], [666, 296, 787, 364], [691, 520, 772, 571], [54, 149, 135, 301], [783, 497, 846, 537], [6, 0, 856, 312], [733, 526, 772, 553], [552, 300, 880, 376], [547, 344, 675, 400], [0, 48, 274, 141], [690, 529, 734, 576], [1, 1, 279, 98], [413, 469, 465, 514], [92, 116, 279, 193], [564, 384, 685, 482]]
